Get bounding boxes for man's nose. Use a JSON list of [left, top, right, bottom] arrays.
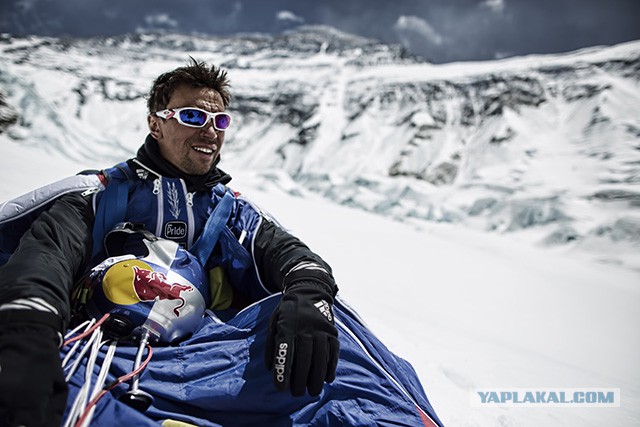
[[200, 121, 218, 140]]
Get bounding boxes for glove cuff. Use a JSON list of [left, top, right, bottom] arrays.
[[283, 281, 336, 308], [283, 267, 338, 297]]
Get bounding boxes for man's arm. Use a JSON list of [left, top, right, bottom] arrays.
[[253, 218, 336, 294], [0, 191, 94, 325], [253, 218, 339, 397], [0, 191, 93, 427]]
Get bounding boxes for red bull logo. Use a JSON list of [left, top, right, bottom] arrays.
[[101, 259, 193, 316], [132, 266, 192, 316]]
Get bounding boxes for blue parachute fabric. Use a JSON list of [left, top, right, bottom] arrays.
[[63, 295, 444, 427], [64, 384, 161, 427]]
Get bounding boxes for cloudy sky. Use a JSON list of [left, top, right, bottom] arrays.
[[1, 0, 639, 63]]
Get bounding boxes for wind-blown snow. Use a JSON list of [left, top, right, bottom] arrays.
[[0, 27, 639, 426]]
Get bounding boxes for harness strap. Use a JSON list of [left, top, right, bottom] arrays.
[[92, 165, 131, 257], [189, 190, 235, 266]]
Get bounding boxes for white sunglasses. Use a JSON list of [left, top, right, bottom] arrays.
[[154, 107, 231, 131]]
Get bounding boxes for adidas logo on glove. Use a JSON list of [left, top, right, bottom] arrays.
[[314, 300, 333, 322], [275, 343, 288, 383]]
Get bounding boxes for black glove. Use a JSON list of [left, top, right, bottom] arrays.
[[265, 281, 339, 397], [0, 314, 67, 427]]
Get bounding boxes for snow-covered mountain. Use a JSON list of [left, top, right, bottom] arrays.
[[1, 26, 639, 270]]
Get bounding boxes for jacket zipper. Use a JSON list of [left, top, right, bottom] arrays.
[[181, 180, 195, 248], [153, 177, 164, 237]]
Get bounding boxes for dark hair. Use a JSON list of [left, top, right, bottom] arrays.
[[147, 57, 231, 112]]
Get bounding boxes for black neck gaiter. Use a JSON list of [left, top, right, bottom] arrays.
[[135, 134, 231, 192]]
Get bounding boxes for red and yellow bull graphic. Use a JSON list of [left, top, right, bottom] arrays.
[[102, 259, 193, 316]]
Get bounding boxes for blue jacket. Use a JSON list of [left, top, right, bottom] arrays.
[[90, 158, 273, 303]]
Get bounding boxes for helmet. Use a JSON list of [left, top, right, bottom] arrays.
[[85, 223, 211, 344]]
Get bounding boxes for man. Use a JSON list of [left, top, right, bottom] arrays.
[[0, 59, 339, 426]]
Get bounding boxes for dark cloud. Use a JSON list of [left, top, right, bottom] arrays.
[[295, 0, 640, 61], [0, 0, 638, 63]]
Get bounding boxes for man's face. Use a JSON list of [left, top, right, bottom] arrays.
[[148, 84, 226, 175]]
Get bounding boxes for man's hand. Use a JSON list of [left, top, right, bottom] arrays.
[[0, 320, 67, 427], [265, 281, 339, 396]]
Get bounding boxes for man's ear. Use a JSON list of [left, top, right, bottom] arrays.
[[147, 114, 163, 139]]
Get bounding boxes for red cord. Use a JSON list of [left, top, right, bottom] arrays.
[[74, 343, 154, 427], [64, 313, 111, 347]]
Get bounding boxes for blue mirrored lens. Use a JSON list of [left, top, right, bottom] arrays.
[[179, 109, 207, 126], [214, 114, 231, 130]]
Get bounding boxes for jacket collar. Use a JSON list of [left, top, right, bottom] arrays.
[[134, 134, 232, 192]]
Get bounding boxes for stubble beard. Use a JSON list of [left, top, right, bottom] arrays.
[[180, 152, 216, 176]]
